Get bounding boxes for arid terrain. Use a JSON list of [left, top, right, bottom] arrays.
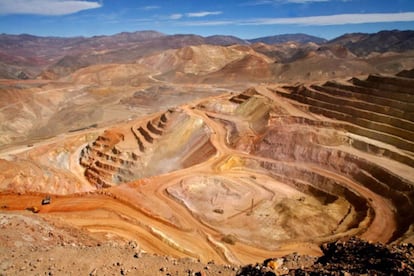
[[0, 30, 413, 275]]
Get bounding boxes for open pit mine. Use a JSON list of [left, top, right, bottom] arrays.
[[0, 67, 413, 268]]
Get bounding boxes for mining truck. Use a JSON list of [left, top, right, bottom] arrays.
[[41, 195, 51, 205], [26, 206, 39, 213]]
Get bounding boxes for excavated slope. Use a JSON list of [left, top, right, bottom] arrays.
[[0, 70, 413, 265], [79, 108, 216, 187]]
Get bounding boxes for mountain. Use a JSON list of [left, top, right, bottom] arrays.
[[1, 30, 414, 80], [42, 34, 255, 80], [205, 35, 249, 46], [39, 34, 204, 79], [326, 32, 369, 46], [327, 30, 414, 56], [248, 33, 327, 44], [202, 53, 274, 83], [0, 31, 165, 79]]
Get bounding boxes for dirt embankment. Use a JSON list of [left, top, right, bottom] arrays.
[[0, 211, 238, 275], [1, 211, 412, 275]]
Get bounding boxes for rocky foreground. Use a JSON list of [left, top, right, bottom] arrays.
[[238, 238, 414, 275], [0, 211, 237, 275], [1, 211, 413, 275]]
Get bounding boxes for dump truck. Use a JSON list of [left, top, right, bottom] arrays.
[[26, 206, 39, 213], [41, 195, 51, 205]]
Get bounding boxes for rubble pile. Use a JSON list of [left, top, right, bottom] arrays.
[[237, 237, 414, 275]]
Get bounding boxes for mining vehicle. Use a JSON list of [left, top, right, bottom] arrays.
[[41, 195, 51, 205], [26, 206, 39, 213]]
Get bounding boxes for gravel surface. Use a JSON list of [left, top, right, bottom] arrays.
[[1, 211, 413, 275]]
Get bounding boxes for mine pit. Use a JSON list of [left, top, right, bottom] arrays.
[[0, 70, 413, 267]]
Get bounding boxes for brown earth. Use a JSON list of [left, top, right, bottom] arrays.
[[0, 69, 413, 275], [0, 31, 414, 274], [0, 211, 239, 275]]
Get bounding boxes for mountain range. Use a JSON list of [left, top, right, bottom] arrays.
[[0, 29, 414, 80]]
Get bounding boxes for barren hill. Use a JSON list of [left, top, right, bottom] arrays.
[[327, 29, 414, 56], [2, 29, 414, 80], [0, 31, 242, 80], [202, 54, 274, 83], [248, 33, 327, 44]]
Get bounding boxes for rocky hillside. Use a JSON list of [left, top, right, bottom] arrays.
[[248, 33, 327, 44], [328, 30, 414, 56], [2, 210, 410, 275], [1, 30, 414, 80]]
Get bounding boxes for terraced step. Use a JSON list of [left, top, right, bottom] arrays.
[[345, 122, 414, 153], [257, 132, 413, 193], [261, 161, 370, 230], [351, 78, 414, 103], [312, 105, 414, 152], [84, 168, 112, 188], [324, 81, 414, 109], [94, 160, 118, 173], [304, 85, 414, 132], [147, 121, 163, 136], [85, 145, 133, 167], [269, 115, 414, 168], [155, 114, 169, 129], [137, 126, 154, 143], [350, 138, 414, 168], [130, 127, 145, 152], [311, 84, 414, 121], [131, 152, 139, 161], [79, 108, 215, 188], [229, 97, 244, 104], [160, 113, 168, 123], [280, 92, 414, 145], [133, 112, 172, 154], [273, 88, 414, 152], [363, 75, 414, 95], [81, 138, 140, 184], [229, 88, 257, 104], [88, 163, 113, 179], [255, 126, 414, 241], [397, 68, 414, 78], [157, 120, 167, 129]]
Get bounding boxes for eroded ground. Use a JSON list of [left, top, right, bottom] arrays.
[[0, 71, 413, 268]]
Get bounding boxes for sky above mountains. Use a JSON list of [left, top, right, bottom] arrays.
[[0, 0, 414, 39]]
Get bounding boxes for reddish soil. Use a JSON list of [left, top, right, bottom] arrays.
[[0, 57, 413, 274]]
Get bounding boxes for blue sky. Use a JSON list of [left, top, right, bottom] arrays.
[[0, 0, 414, 39]]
